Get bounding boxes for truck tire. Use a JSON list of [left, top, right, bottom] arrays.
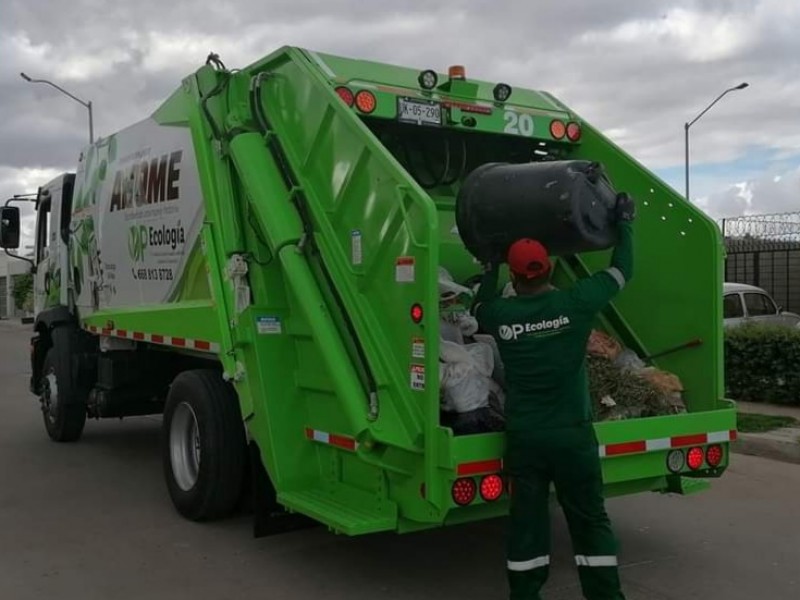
[[162, 369, 247, 521], [41, 348, 87, 442]]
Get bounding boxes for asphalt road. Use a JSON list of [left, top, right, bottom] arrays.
[[1, 320, 798, 600]]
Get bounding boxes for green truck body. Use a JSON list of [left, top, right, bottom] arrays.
[[4, 47, 736, 536]]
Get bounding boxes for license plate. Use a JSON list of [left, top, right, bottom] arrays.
[[397, 97, 442, 126]]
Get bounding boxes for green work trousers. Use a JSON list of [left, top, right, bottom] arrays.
[[506, 424, 626, 600]]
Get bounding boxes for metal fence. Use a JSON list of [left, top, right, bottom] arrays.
[[721, 212, 800, 314]]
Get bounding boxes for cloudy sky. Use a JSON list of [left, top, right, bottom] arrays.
[[2, 0, 799, 237]]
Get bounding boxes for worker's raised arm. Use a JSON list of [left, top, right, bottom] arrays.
[[567, 193, 635, 314], [472, 262, 500, 322], [608, 218, 634, 284]]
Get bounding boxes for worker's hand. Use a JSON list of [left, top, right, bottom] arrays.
[[614, 193, 636, 222]]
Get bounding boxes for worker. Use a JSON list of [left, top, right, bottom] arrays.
[[472, 192, 635, 600]]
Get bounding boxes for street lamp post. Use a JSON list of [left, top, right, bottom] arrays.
[[684, 82, 749, 202], [20, 72, 94, 144]]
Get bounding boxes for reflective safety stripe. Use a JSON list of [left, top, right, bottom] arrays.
[[507, 556, 550, 571], [605, 267, 626, 289], [575, 555, 618, 567]]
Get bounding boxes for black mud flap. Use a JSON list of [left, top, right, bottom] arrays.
[[30, 333, 45, 395], [664, 474, 711, 495], [250, 442, 317, 538]]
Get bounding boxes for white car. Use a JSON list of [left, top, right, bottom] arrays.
[[723, 282, 800, 328]]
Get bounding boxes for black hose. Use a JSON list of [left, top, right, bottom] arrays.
[[200, 70, 230, 142], [205, 53, 227, 71]]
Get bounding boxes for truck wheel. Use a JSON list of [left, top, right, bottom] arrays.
[[162, 369, 246, 521], [41, 348, 87, 442]]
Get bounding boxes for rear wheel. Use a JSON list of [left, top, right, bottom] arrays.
[[41, 348, 87, 442], [162, 369, 247, 521]]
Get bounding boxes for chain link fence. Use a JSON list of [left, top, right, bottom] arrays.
[[720, 212, 800, 313]]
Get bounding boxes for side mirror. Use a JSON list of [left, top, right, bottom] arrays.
[[0, 206, 21, 249]]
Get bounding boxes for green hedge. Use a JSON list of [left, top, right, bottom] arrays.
[[725, 324, 800, 405], [12, 272, 33, 311]]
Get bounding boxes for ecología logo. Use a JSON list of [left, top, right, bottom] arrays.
[[128, 221, 187, 262], [498, 316, 571, 341], [128, 225, 147, 262]]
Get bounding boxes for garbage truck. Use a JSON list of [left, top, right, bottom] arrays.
[[0, 47, 736, 536]]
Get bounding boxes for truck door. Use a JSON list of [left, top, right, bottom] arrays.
[[33, 190, 53, 315], [32, 174, 74, 315], [33, 188, 60, 314]]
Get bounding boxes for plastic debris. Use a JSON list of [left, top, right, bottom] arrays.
[[439, 339, 505, 435], [587, 330, 622, 361]]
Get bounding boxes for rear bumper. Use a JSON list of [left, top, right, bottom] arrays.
[[596, 401, 737, 485], [417, 402, 737, 532]]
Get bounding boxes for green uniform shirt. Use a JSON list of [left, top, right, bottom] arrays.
[[474, 223, 634, 432]]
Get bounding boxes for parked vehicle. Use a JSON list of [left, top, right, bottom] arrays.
[[723, 282, 800, 328], [0, 47, 736, 537]]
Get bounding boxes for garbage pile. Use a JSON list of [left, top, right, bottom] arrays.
[[438, 268, 505, 435], [437, 269, 686, 435], [587, 331, 686, 421]]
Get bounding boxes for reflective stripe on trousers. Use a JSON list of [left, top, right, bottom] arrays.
[[507, 556, 550, 571], [575, 555, 619, 567]]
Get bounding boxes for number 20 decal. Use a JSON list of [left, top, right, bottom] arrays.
[[504, 110, 534, 136]]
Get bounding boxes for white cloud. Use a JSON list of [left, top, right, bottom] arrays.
[[698, 165, 800, 218], [1, 0, 799, 220], [585, 7, 756, 62]]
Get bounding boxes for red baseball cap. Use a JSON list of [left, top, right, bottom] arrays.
[[507, 238, 551, 279]]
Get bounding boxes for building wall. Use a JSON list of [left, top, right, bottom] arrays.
[[0, 251, 33, 319]]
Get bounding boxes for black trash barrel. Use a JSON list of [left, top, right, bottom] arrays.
[[456, 160, 620, 262]]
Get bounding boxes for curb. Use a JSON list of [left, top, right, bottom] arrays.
[[733, 428, 800, 465]]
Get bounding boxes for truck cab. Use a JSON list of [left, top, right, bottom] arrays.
[[32, 174, 75, 315]]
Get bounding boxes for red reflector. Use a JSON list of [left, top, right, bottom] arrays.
[[452, 478, 477, 506], [706, 444, 724, 467], [457, 458, 503, 477], [566, 121, 582, 141], [671, 433, 708, 448], [354, 90, 377, 114], [480, 475, 504, 502], [550, 119, 566, 139], [335, 86, 354, 107], [604, 440, 646, 456], [329, 434, 357, 451], [410, 303, 424, 324], [686, 447, 704, 470]]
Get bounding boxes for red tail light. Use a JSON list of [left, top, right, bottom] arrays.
[[566, 121, 582, 142], [706, 444, 724, 467], [335, 86, 354, 107], [550, 119, 566, 140], [686, 447, 704, 470], [452, 478, 477, 506], [410, 303, 424, 324], [354, 90, 377, 114], [480, 475, 504, 502]]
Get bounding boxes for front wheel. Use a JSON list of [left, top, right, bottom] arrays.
[[162, 369, 247, 521], [41, 348, 87, 442]]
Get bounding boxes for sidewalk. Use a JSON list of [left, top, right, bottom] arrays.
[[0, 318, 31, 332], [734, 400, 800, 465], [737, 400, 800, 420]]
